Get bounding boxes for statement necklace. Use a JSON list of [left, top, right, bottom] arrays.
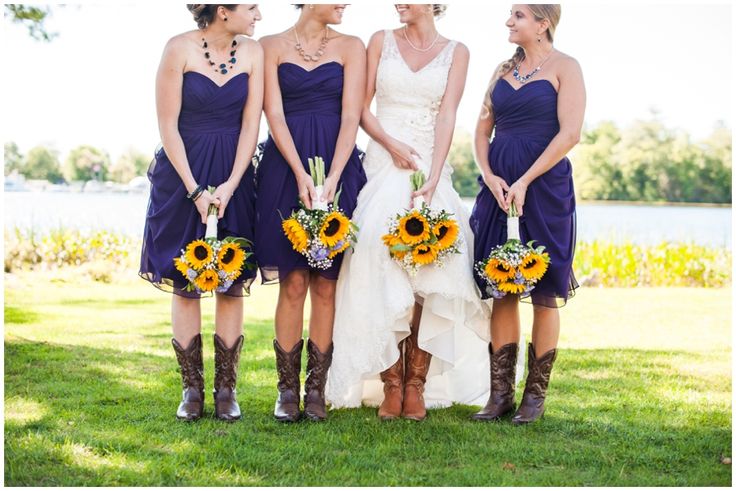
[[513, 49, 554, 84], [202, 37, 238, 74], [403, 25, 440, 53], [294, 26, 330, 62]]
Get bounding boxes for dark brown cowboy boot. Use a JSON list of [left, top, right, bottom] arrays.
[[472, 342, 518, 421], [377, 340, 404, 421], [303, 340, 334, 421], [213, 333, 243, 421], [402, 329, 432, 421], [273, 338, 303, 423], [512, 343, 557, 425], [171, 334, 204, 421]]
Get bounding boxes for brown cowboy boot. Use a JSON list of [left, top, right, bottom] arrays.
[[512, 343, 557, 425], [472, 342, 518, 421], [377, 340, 404, 421], [402, 329, 432, 421], [303, 340, 334, 421], [213, 333, 243, 421], [171, 333, 204, 421], [273, 338, 303, 423]]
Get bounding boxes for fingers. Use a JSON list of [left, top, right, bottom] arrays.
[[515, 196, 524, 216]]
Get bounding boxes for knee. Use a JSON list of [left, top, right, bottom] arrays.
[[311, 277, 336, 303], [281, 271, 309, 302]]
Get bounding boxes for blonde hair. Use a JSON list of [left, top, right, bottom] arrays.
[[481, 4, 561, 117]]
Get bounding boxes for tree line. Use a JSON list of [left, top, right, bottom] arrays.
[[447, 118, 731, 204]]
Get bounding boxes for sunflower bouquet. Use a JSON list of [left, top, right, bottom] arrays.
[[382, 170, 461, 275], [174, 186, 252, 294], [281, 156, 358, 269], [475, 202, 550, 299]]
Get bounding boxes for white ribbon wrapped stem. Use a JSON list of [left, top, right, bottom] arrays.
[[412, 194, 425, 211], [313, 184, 329, 211], [205, 213, 218, 240], [507, 216, 520, 241]]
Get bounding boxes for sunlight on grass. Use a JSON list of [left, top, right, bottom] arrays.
[[5, 397, 48, 425]]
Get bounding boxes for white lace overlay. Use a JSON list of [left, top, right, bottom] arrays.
[[326, 31, 492, 409]]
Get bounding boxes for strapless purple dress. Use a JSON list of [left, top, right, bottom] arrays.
[[254, 62, 366, 283], [140, 71, 257, 298], [470, 79, 578, 308]]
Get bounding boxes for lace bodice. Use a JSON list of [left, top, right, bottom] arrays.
[[375, 30, 457, 140]]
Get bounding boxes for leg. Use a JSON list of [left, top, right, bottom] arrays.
[[402, 301, 432, 421], [512, 304, 560, 425], [472, 294, 521, 421], [303, 273, 336, 421], [170, 295, 204, 421], [273, 270, 310, 422], [212, 293, 245, 421]]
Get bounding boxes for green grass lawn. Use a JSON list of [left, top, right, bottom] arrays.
[[4, 270, 732, 486]]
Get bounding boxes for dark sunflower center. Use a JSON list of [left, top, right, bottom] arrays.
[[406, 217, 425, 236], [524, 259, 537, 269], [495, 263, 511, 273], [194, 245, 209, 261], [324, 218, 340, 237], [416, 246, 431, 255], [436, 225, 448, 240], [221, 248, 235, 264]]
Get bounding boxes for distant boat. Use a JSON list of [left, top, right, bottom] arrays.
[[127, 176, 150, 193], [4, 172, 26, 192]]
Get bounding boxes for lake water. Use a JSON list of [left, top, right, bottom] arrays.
[[3, 191, 732, 247]]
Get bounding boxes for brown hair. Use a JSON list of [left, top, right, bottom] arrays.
[[481, 4, 561, 117], [432, 4, 447, 19], [186, 4, 238, 29]]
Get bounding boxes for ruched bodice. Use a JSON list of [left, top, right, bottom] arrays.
[[178, 71, 248, 136], [278, 62, 343, 117], [492, 79, 560, 141]]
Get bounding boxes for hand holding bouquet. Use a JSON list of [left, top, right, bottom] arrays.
[[475, 202, 550, 298], [382, 170, 460, 275], [174, 186, 253, 294], [282, 156, 358, 269]]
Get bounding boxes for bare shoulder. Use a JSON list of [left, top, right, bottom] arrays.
[[236, 36, 263, 56], [331, 31, 365, 50], [452, 41, 470, 59], [164, 31, 198, 54], [554, 50, 582, 74], [258, 30, 292, 48], [368, 29, 386, 47]]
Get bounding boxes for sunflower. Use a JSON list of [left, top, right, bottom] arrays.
[[383, 233, 407, 259], [282, 218, 308, 252], [217, 242, 245, 274], [398, 210, 430, 246], [320, 212, 350, 247], [174, 256, 190, 276], [519, 252, 549, 281], [483, 258, 516, 283], [498, 281, 526, 295], [194, 269, 219, 292], [433, 219, 459, 250], [412, 243, 438, 265], [328, 240, 351, 259], [185, 240, 214, 270]]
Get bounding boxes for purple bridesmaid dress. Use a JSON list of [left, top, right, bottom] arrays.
[[139, 71, 257, 297], [470, 79, 578, 307], [254, 61, 366, 283]]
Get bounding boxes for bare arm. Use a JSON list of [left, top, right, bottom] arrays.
[[322, 36, 366, 202], [212, 38, 265, 218], [413, 42, 469, 205], [360, 30, 419, 170], [155, 35, 214, 223], [261, 36, 317, 208], [506, 56, 586, 214]]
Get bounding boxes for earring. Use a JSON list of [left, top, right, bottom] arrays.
[[224, 17, 228, 21], [309, 4, 314, 9]]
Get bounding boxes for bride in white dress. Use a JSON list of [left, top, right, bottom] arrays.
[[326, 4, 491, 420]]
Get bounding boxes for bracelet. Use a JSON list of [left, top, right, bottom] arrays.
[[186, 184, 204, 201]]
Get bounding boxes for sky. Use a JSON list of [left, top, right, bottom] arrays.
[[2, 2, 733, 163]]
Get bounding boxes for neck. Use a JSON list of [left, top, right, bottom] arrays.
[[404, 17, 437, 43], [519, 41, 553, 65], [295, 17, 328, 41], [202, 26, 232, 50]]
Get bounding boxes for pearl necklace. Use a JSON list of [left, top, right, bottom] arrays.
[[402, 26, 440, 53], [513, 49, 554, 84]]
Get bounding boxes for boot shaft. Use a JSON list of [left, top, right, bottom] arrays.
[[172, 334, 204, 392], [213, 334, 244, 392]]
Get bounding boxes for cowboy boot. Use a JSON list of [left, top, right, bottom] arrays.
[[402, 328, 432, 421], [273, 338, 303, 422], [213, 333, 243, 421], [377, 340, 404, 421], [512, 343, 557, 425], [171, 333, 204, 421], [472, 342, 518, 421], [303, 340, 334, 421]]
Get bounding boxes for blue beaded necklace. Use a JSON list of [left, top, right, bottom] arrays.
[[202, 37, 238, 75], [512, 49, 554, 84]]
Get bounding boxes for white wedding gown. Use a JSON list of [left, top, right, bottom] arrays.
[[326, 31, 492, 409]]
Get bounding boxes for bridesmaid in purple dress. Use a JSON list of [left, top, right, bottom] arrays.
[[139, 4, 263, 421], [469, 4, 585, 425], [256, 4, 366, 422]]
